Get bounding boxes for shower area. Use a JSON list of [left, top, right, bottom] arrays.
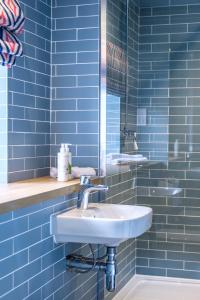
[[101, 0, 200, 298]]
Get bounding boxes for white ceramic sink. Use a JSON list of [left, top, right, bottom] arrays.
[[50, 203, 152, 246]]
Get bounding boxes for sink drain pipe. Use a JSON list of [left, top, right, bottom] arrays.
[[66, 246, 117, 292]]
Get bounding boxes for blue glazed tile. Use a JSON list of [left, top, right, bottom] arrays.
[[51, 123, 76, 134], [56, 16, 99, 30], [56, 133, 98, 146], [56, 87, 99, 99], [25, 57, 46, 74], [29, 237, 54, 262], [25, 83, 46, 97], [51, 99, 76, 111], [78, 75, 99, 86], [52, 76, 76, 88], [13, 202, 42, 218], [78, 28, 99, 40], [36, 145, 50, 157], [14, 227, 41, 252], [77, 51, 99, 63], [36, 122, 50, 133], [77, 122, 99, 133], [57, 0, 99, 4], [25, 108, 45, 121], [13, 120, 35, 133], [171, 14, 200, 24], [25, 32, 46, 49], [29, 207, 53, 229], [53, 258, 66, 277], [77, 146, 98, 157], [42, 246, 64, 269], [29, 266, 53, 294], [53, 6, 76, 18], [0, 217, 28, 243], [56, 63, 99, 76], [42, 223, 50, 239], [37, 25, 51, 40], [2, 283, 28, 300], [140, 0, 169, 7], [36, 97, 50, 110], [37, 1, 51, 16], [36, 49, 50, 65], [0, 250, 28, 277], [140, 16, 169, 26], [153, 6, 187, 15], [42, 274, 63, 299], [56, 40, 98, 53], [36, 73, 50, 87], [12, 93, 35, 107], [52, 53, 76, 65], [167, 269, 200, 280], [25, 6, 46, 26], [13, 67, 35, 83], [14, 258, 41, 287], [78, 4, 99, 16], [0, 240, 13, 260], [8, 78, 25, 93], [13, 145, 36, 159], [24, 289, 42, 300], [136, 266, 166, 277], [0, 212, 12, 224], [56, 111, 98, 122], [171, 0, 200, 5], [52, 29, 76, 42], [24, 133, 46, 145], [77, 98, 98, 110], [0, 275, 13, 297]]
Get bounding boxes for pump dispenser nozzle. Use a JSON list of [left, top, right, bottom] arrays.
[[64, 144, 72, 151]]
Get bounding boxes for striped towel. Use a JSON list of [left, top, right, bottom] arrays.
[[0, 0, 25, 67]]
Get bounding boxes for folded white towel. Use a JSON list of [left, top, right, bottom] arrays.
[[72, 167, 96, 178], [112, 155, 147, 165], [50, 167, 96, 179]]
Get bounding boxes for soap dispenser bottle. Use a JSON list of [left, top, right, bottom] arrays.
[[57, 144, 68, 182], [65, 144, 72, 180]]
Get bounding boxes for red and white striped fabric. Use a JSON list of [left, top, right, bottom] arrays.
[[0, 0, 25, 67]]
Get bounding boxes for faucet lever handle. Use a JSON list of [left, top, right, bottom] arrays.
[[80, 175, 92, 185]]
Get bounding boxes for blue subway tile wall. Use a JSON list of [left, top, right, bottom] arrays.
[[137, 0, 200, 280], [0, 67, 8, 183], [7, 0, 51, 182], [0, 194, 100, 300], [51, 0, 100, 171], [0, 174, 137, 300]]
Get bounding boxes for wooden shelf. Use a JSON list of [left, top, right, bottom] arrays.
[[0, 176, 101, 214]]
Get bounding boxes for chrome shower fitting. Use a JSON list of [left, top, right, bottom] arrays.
[[121, 127, 138, 150]]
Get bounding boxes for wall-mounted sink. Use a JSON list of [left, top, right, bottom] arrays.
[[50, 203, 152, 246]]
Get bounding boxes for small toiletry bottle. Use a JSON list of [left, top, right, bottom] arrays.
[[65, 144, 72, 180], [57, 144, 68, 182]]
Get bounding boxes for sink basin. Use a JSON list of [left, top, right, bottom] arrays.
[[50, 203, 152, 246]]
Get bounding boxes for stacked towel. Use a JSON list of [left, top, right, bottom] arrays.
[[0, 0, 25, 67], [72, 167, 96, 178], [50, 167, 96, 179], [107, 153, 148, 165]]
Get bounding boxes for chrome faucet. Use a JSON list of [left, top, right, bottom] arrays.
[[78, 175, 108, 210]]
